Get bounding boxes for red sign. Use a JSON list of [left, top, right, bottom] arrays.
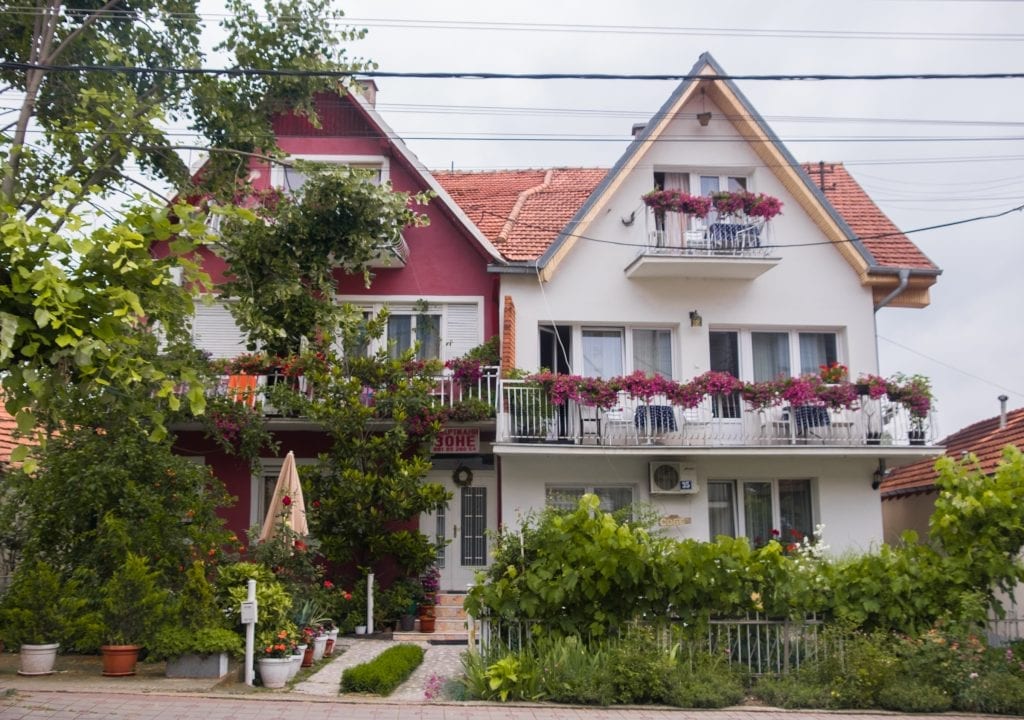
[[431, 428, 480, 454]]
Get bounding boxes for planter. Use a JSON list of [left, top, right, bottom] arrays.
[[18, 642, 59, 676], [908, 430, 927, 446], [866, 431, 882, 445], [324, 628, 338, 657], [419, 615, 436, 633], [101, 644, 141, 677], [301, 643, 315, 667], [399, 614, 416, 632], [287, 652, 302, 680], [165, 652, 229, 679], [855, 383, 872, 396], [312, 634, 328, 662], [354, 625, 367, 636], [257, 657, 292, 688]]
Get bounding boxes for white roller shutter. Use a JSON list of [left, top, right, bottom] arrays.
[[444, 303, 481, 360], [192, 303, 247, 359]]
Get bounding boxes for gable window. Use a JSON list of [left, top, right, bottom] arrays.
[[707, 478, 814, 545], [272, 154, 390, 194]]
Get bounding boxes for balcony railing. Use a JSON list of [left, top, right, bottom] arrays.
[[499, 381, 936, 448], [210, 365, 501, 416]]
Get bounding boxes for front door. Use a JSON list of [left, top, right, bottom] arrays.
[[421, 469, 497, 592]]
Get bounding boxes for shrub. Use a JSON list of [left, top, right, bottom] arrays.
[[877, 682, 952, 713], [958, 672, 1024, 715], [341, 644, 424, 695], [754, 674, 834, 709]]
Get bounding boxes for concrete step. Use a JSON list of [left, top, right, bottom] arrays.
[[391, 630, 468, 643]]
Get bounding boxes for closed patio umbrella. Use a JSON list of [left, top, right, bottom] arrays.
[[258, 450, 309, 542]]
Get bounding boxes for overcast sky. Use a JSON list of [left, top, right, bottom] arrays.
[[207, 0, 1024, 436]]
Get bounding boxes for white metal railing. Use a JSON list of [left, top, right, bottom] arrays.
[[498, 380, 937, 448], [644, 209, 774, 259]]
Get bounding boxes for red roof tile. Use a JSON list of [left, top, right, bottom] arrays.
[[803, 163, 937, 271], [882, 406, 1024, 498], [434, 169, 607, 261], [0, 403, 21, 465]]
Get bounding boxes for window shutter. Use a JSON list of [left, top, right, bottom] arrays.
[[193, 303, 247, 359], [445, 303, 481, 360]]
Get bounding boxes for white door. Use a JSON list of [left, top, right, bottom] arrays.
[[421, 469, 496, 592]]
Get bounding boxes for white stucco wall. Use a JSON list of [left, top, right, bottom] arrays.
[[503, 93, 879, 380], [498, 452, 885, 556]]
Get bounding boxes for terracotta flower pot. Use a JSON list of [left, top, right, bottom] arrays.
[[301, 643, 315, 667], [101, 644, 141, 677], [419, 615, 435, 633]]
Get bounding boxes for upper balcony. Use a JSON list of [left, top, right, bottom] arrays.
[[625, 190, 781, 281]]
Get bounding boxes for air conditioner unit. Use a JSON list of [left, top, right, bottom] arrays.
[[649, 462, 698, 494]]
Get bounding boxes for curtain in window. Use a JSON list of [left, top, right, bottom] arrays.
[[387, 316, 412, 358], [798, 333, 837, 375], [633, 329, 672, 377], [662, 173, 687, 248], [743, 481, 773, 546], [595, 487, 633, 514], [752, 332, 790, 382], [778, 479, 813, 542], [545, 486, 586, 512], [708, 481, 736, 538], [582, 329, 624, 378], [418, 314, 442, 360]]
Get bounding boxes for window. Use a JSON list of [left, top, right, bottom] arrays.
[[707, 479, 814, 546], [252, 457, 316, 526], [633, 329, 672, 377], [582, 328, 624, 378], [272, 155, 390, 194], [709, 331, 742, 418], [713, 329, 842, 383], [700, 174, 747, 196], [388, 313, 441, 360], [546, 485, 634, 515]]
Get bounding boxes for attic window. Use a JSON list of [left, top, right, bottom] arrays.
[[271, 154, 390, 193]]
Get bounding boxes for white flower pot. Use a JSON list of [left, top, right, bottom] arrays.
[[287, 652, 302, 680], [18, 643, 59, 676], [312, 634, 328, 661], [257, 657, 292, 688], [354, 625, 367, 635]]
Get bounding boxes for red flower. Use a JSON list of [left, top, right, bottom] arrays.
[[294, 540, 307, 552], [323, 580, 334, 589], [282, 495, 292, 506], [770, 528, 781, 537], [343, 591, 352, 601], [312, 499, 321, 509]]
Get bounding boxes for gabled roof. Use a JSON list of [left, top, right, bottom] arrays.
[[434, 169, 607, 261], [478, 52, 938, 307], [881, 406, 1024, 498], [803, 163, 937, 271]]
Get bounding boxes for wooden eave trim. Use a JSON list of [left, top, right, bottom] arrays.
[[539, 79, 705, 282]]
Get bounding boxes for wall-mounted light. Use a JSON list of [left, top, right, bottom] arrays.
[[689, 310, 703, 328], [871, 459, 888, 490], [697, 87, 712, 127]]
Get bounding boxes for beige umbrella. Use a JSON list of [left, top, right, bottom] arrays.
[[258, 450, 309, 542]]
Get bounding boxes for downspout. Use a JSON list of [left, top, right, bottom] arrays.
[[872, 268, 910, 373], [873, 268, 911, 312]]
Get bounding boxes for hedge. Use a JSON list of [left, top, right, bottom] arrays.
[[341, 643, 424, 695]]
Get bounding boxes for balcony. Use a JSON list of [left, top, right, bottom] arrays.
[[498, 380, 937, 451]]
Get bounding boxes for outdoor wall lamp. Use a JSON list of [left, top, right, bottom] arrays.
[[697, 111, 712, 127], [689, 310, 703, 328]]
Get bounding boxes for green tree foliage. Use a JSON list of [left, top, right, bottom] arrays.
[[274, 321, 449, 578], [214, 166, 431, 356]]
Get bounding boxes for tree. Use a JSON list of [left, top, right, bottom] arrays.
[[214, 166, 431, 356]]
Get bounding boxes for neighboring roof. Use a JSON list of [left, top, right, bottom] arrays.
[[882, 406, 1024, 498], [0, 404, 20, 465], [434, 168, 607, 261], [803, 162, 937, 271]]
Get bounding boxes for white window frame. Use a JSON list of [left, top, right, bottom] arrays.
[[545, 484, 635, 515], [710, 328, 844, 382], [339, 296, 485, 365], [706, 478, 817, 545], [251, 456, 319, 527], [270, 153, 391, 193], [574, 324, 678, 379]]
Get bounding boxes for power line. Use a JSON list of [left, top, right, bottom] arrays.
[[879, 335, 1024, 398], [4, 61, 1024, 82]]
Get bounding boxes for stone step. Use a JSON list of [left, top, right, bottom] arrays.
[[391, 630, 468, 643], [436, 592, 467, 607], [434, 604, 466, 619]]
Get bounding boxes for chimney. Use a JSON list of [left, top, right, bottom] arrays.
[[999, 394, 1009, 429], [356, 78, 378, 107]]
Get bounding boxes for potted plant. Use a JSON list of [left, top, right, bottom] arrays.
[[100, 553, 168, 676], [0, 559, 89, 676], [150, 562, 242, 678], [889, 373, 933, 444], [257, 630, 295, 688], [419, 564, 440, 633]]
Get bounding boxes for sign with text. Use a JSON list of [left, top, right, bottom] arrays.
[[432, 428, 480, 454]]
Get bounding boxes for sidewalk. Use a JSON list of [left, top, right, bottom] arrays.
[[0, 636, 466, 701]]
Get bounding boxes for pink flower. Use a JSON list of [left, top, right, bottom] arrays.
[[324, 580, 334, 589]]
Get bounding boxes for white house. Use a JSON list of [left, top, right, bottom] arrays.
[[436, 53, 943, 570]]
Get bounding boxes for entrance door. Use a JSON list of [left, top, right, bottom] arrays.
[[421, 469, 497, 591]]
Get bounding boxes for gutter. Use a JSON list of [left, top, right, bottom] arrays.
[[873, 268, 911, 312]]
